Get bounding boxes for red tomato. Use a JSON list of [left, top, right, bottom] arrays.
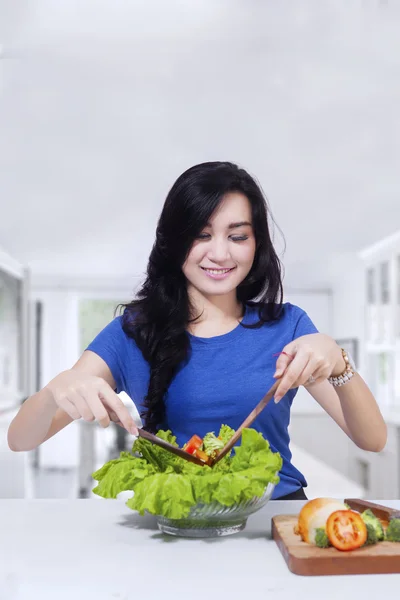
[[326, 510, 367, 551], [184, 435, 203, 455]]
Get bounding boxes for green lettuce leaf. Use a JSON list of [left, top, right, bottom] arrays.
[[230, 428, 282, 473], [127, 472, 196, 519], [92, 453, 156, 498], [218, 424, 235, 444], [203, 424, 235, 456], [203, 432, 224, 454], [131, 429, 189, 472]]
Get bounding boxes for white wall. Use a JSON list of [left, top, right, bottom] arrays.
[[0, 246, 25, 279]]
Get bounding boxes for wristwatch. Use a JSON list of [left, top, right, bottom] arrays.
[[328, 348, 356, 387]]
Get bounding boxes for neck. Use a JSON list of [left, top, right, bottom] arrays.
[[188, 286, 243, 324]]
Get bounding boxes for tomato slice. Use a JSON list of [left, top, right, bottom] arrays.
[[184, 435, 203, 455], [326, 510, 367, 551], [194, 449, 210, 464]]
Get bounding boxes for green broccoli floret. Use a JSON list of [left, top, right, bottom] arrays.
[[363, 522, 378, 546], [386, 518, 400, 542], [315, 528, 331, 548], [361, 509, 385, 542]]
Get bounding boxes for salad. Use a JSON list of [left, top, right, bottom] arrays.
[[92, 425, 283, 520], [181, 426, 235, 464]]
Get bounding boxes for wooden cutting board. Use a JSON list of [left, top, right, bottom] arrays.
[[271, 498, 400, 576]]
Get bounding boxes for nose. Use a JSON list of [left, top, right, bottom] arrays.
[[207, 237, 231, 263]]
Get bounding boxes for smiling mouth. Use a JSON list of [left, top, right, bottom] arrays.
[[200, 267, 236, 275]]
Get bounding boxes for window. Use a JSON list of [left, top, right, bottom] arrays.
[[367, 267, 375, 304], [380, 261, 390, 305], [78, 299, 123, 353], [0, 269, 25, 404]]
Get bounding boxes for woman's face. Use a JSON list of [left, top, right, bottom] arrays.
[[182, 192, 256, 299]]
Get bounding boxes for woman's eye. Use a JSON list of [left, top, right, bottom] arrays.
[[230, 235, 248, 242], [195, 233, 249, 241]]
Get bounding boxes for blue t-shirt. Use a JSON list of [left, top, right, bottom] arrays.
[[86, 302, 318, 499]]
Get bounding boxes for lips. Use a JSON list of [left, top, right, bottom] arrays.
[[200, 266, 236, 280], [201, 267, 234, 275]]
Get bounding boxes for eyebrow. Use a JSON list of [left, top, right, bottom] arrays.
[[205, 221, 252, 229]]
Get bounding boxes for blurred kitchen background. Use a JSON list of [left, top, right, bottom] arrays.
[[1, 0, 400, 502]]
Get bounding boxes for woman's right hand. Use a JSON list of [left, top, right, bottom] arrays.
[[45, 370, 139, 435]]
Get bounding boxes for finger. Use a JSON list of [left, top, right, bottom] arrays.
[[72, 390, 95, 422], [108, 410, 124, 427], [84, 391, 111, 429], [274, 350, 309, 402], [296, 356, 321, 387], [108, 410, 120, 423], [274, 350, 295, 378], [305, 364, 328, 386], [99, 386, 138, 435], [56, 394, 81, 420], [307, 374, 326, 386]]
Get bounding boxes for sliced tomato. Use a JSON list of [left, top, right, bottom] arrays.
[[326, 510, 367, 551], [184, 435, 203, 455], [194, 449, 210, 464]]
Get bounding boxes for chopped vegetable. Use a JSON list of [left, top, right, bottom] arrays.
[[193, 448, 210, 464], [315, 528, 331, 548], [361, 509, 384, 542], [203, 432, 225, 457], [386, 518, 400, 542], [218, 424, 236, 445], [184, 435, 203, 455], [326, 510, 367, 551]]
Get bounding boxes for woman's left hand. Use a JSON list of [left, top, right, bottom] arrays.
[[273, 333, 345, 403]]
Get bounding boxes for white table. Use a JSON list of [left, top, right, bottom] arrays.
[[1, 499, 400, 599]]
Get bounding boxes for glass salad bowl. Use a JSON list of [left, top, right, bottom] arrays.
[[155, 481, 276, 537]]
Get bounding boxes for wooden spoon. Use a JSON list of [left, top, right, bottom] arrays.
[[210, 379, 280, 467]]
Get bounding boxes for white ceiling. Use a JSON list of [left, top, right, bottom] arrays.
[[0, 0, 399, 289]]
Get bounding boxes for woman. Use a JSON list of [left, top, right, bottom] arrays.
[[8, 161, 387, 500]]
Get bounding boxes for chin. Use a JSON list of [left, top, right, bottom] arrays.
[[196, 280, 240, 297]]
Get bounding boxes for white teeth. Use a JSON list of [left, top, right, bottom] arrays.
[[203, 268, 232, 274]]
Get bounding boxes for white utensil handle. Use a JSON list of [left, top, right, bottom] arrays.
[[117, 391, 143, 429]]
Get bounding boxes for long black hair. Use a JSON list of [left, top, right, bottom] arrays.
[[121, 161, 284, 432]]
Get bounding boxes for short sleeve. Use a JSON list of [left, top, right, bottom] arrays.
[[86, 316, 126, 390], [288, 303, 319, 340]]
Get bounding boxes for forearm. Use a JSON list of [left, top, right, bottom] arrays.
[[7, 386, 59, 452], [336, 374, 387, 452]]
